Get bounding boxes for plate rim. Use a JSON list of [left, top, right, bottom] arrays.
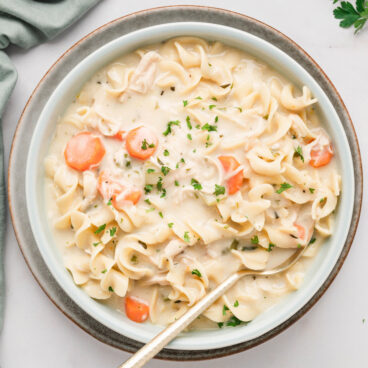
[[8, 5, 363, 361]]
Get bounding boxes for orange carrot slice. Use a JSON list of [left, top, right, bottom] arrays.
[[98, 171, 141, 206], [125, 296, 149, 323], [112, 130, 125, 141], [126, 126, 158, 160], [294, 223, 305, 240], [310, 144, 333, 168], [64, 132, 105, 171], [218, 155, 244, 195]]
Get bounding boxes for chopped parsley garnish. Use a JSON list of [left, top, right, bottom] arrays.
[[141, 138, 155, 150], [161, 166, 170, 176], [191, 269, 202, 277], [183, 100, 188, 107], [130, 255, 138, 264], [125, 161, 131, 167], [109, 227, 117, 237], [191, 178, 202, 190], [93, 241, 101, 247], [234, 300, 239, 307], [144, 184, 153, 194], [101, 269, 107, 274], [209, 104, 216, 110], [230, 239, 239, 250], [237, 107, 243, 112], [218, 322, 224, 328], [146, 207, 155, 213], [147, 168, 155, 173], [186, 115, 192, 130], [294, 146, 304, 162], [158, 211, 163, 218], [211, 96, 217, 101], [215, 115, 219, 123], [163, 149, 169, 156], [174, 180, 180, 186], [168, 222, 174, 228], [157, 177, 163, 191], [107, 198, 112, 206], [276, 182, 293, 194], [202, 123, 217, 132], [320, 197, 327, 204], [227, 316, 249, 327], [160, 188, 167, 198], [187, 133, 192, 140], [184, 231, 190, 243], [309, 188, 315, 193], [267, 243, 276, 252], [222, 305, 229, 315], [195, 96, 202, 100], [309, 237, 316, 244], [108, 286, 114, 292], [214, 184, 225, 196], [94, 224, 106, 234], [251, 235, 259, 244], [144, 198, 151, 205], [163, 120, 180, 136]]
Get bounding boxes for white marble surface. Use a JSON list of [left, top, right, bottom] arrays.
[[1, 1, 367, 367]]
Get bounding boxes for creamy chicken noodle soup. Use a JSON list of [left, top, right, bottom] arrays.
[[44, 37, 340, 329]]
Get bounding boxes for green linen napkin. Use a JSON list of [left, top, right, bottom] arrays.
[[0, 0, 101, 331]]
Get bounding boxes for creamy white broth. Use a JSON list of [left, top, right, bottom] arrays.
[[44, 37, 340, 329]]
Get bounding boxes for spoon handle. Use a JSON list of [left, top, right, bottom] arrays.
[[119, 271, 246, 368]]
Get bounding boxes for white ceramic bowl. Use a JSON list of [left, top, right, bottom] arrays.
[[25, 22, 354, 350]]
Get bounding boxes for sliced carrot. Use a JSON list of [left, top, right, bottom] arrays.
[[64, 132, 105, 171], [98, 171, 141, 207], [112, 130, 125, 141], [294, 223, 305, 240], [125, 296, 149, 323], [112, 189, 141, 208], [218, 155, 244, 195], [310, 144, 333, 168], [126, 126, 158, 160]]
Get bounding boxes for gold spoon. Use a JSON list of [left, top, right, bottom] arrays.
[[120, 246, 307, 368]]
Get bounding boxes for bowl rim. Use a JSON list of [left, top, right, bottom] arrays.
[[8, 5, 363, 361]]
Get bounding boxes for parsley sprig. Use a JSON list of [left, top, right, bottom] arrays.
[[333, 0, 368, 33]]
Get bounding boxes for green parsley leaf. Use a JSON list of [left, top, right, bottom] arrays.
[[158, 211, 163, 218], [184, 231, 190, 243], [309, 237, 316, 244], [294, 146, 304, 162], [309, 188, 315, 193], [144, 184, 153, 194], [211, 96, 217, 101], [218, 322, 224, 328], [186, 115, 192, 130], [163, 149, 169, 156], [101, 269, 107, 274], [187, 133, 192, 140], [183, 100, 188, 107], [191, 269, 202, 277], [209, 104, 216, 110], [222, 305, 229, 315], [93, 241, 101, 247], [267, 243, 276, 252], [195, 96, 202, 100], [202, 123, 217, 132], [234, 300, 239, 307], [251, 235, 259, 244], [163, 120, 180, 136], [168, 222, 174, 228], [109, 227, 117, 237], [333, 0, 368, 33], [174, 180, 179, 186], [226, 316, 250, 327], [144, 198, 151, 205], [108, 286, 114, 292], [94, 224, 106, 234], [160, 188, 167, 198], [107, 198, 112, 206], [157, 177, 163, 191], [276, 182, 293, 194], [147, 168, 155, 174], [215, 115, 219, 123], [191, 178, 202, 190], [161, 166, 170, 176], [214, 184, 225, 196]]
